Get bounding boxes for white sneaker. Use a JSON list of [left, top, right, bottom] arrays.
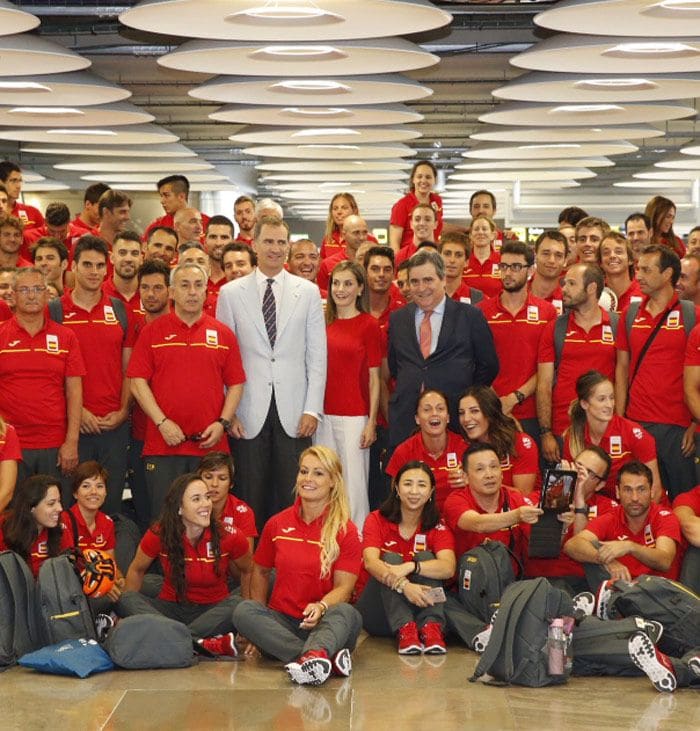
[[286, 654, 332, 686], [628, 633, 677, 693], [332, 648, 352, 677], [596, 580, 615, 620], [572, 591, 595, 618], [472, 623, 493, 653]]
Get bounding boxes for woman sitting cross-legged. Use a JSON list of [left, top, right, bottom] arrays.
[[233, 446, 363, 687], [356, 461, 456, 655], [117, 472, 252, 658]]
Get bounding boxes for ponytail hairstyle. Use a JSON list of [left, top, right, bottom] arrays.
[[566, 370, 613, 458]]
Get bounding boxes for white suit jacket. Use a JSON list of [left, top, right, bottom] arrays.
[[216, 270, 327, 439]]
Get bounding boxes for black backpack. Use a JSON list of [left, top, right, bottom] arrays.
[[105, 615, 194, 669], [458, 540, 520, 623], [607, 575, 700, 657], [36, 555, 97, 645], [471, 577, 574, 687], [0, 551, 42, 669]]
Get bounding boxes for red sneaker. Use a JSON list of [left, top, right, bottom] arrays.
[[397, 621, 422, 655], [286, 649, 332, 686], [628, 633, 677, 692], [420, 622, 447, 655], [197, 632, 238, 658], [331, 648, 352, 677]]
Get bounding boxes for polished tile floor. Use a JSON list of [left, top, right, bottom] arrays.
[[4, 634, 698, 730]]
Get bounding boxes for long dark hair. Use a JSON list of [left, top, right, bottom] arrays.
[[379, 461, 440, 531], [156, 473, 222, 602], [2, 474, 63, 562], [459, 385, 518, 460]]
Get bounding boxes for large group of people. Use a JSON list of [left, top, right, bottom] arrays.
[[0, 159, 699, 692]]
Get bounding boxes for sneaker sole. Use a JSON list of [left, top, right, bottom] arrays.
[[422, 644, 447, 655], [296, 658, 332, 686], [333, 648, 352, 677], [629, 634, 677, 693], [596, 581, 614, 620], [572, 592, 595, 617], [472, 627, 492, 654], [398, 645, 422, 655]]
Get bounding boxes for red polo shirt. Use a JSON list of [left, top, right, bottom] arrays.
[[234, 234, 253, 247], [254, 499, 361, 619], [61, 504, 115, 551], [0, 518, 72, 577], [617, 296, 698, 426], [219, 493, 258, 539], [562, 414, 657, 499], [22, 222, 84, 260], [0, 299, 11, 322], [685, 325, 700, 434], [480, 293, 557, 420], [0, 423, 21, 462], [450, 282, 482, 305], [538, 309, 617, 434], [443, 486, 532, 569], [357, 511, 455, 594], [372, 283, 406, 335], [615, 279, 643, 313], [529, 282, 564, 316], [317, 249, 349, 291], [526, 492, 618, 578], [386, 431, 467, 511], [102, 279, 142, 312], [59, 292, 134, 418], [673, 485, 700, 514], [70, 216, 99, 237], [0, 316, 86, 449], [463, 249, 502, 298], [390, 192, 443, 250], [143, 212, 210, 241], [126, 312, 245, 456], [583, 503, 683, 580], [140, 524, 248, 604]]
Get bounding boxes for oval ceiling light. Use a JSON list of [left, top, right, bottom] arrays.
[[261, 172, 403, 182], [0, 34, 91, 76], [614, 180, 692, 188], [0, 101, 154, 127], [493, 71, 700, 103], [470, 125, 663, 143], [0, 1, 39, 37], [680, 144, 700, 156], [536, 0, 700, 37], [54, 160, 214, 172], [210, 103, 423, 126], [0, 72, 131, 106], [456, 158, 614, 169], [0, 124, 179, 145], [463, 141, 638, 160], [121, 0, 451, 41], [634, 170, 700, 179], [80, 173, 228, 183], [190, 74, 432, 105], [449, 169, 597, 182], [479, 101, 695, 126], [242, 143, 416, 159], [159, 38, 437, 76], [655, 158, 700, 169], [229, 126, 421, 144], [512, 34, 700, 73], [20, 143, 196, 158], [257, 160, 411, 172]]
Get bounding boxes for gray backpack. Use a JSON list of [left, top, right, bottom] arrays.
[[105, 615, 194, 669], [606, 575, 700, 658], [0, 551, 42, 669], [37, 555, 97, 645], [471, 577, 574, 687], [458, 540, 519, 623]]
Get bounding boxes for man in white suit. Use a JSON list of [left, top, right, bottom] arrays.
[[216, 216, 327, 528]]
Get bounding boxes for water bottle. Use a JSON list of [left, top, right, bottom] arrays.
[[547, 618, 566, 676]]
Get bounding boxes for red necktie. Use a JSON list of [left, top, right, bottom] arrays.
[[420, 309, 433, 359]]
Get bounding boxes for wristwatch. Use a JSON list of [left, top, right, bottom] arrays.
[[514, 390, 526, 404], [574, 507, 589, 516], [217, 417, 231, 430]]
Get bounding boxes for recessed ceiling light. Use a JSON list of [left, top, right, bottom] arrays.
[[656, 0, 700, 9], [46, 129, 118, 136], [608, 42, 696, 54], [291, 127, 359, 137], [550, 104, 623, 113], [282, 106, 349, 115], [574, 78, 656, 89], [518, 143, 582, 150], [272, 80, 350, 91], [254, 45, 341, 57], [0, 81, 50, 91], [229, 4, 338, 21], [299, 144, 360, 149], [10, 107, 84, 115]]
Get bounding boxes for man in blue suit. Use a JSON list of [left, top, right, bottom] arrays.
[[216, 215, 327, 528], [387, 249, 499, 450]]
